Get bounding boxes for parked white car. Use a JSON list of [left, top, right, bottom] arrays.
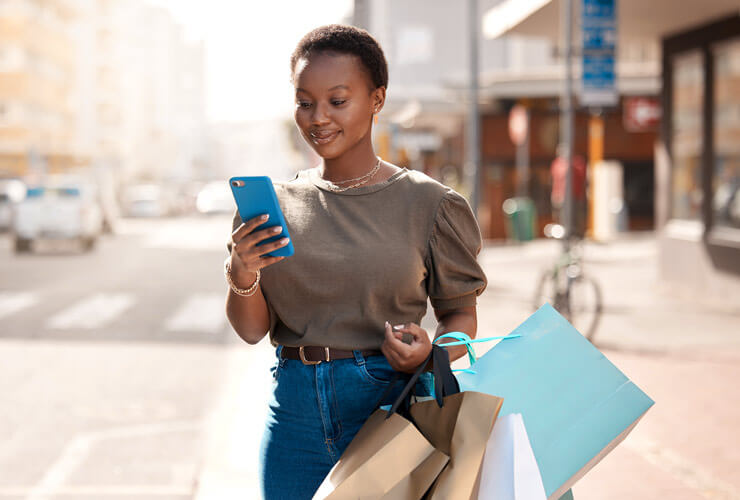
[[13, 181, 104, 253], [121, 184, 170, 218], [196, 181, 235, 215]]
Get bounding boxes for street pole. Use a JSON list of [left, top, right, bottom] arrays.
[[561, 0, 574, 247], [515, 107, 530, 197], [467, 0, 481, 218], [587, 111, 604, 236]]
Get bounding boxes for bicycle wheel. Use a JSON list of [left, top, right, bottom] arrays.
[[532, 270, 558, 310], [567, 275, 603, 342]]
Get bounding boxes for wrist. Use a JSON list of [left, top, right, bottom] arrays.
[[225, 260, 260, 296], [232, 266, 258, 288]]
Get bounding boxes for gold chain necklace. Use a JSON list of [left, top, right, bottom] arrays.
[[323, 157, 382, 192]]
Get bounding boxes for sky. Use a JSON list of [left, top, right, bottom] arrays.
[[148, 0, 354, 123]]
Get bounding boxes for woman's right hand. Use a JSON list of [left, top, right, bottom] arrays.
[[229, 214, 290, 286]]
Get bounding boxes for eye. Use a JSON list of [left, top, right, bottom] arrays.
[[331, 100, 347, 106], [296, 101, 312, 109]]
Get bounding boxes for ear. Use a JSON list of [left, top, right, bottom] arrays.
[[371, 86, 386, 114]]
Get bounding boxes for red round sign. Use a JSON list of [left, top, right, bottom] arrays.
[[508, 105, 529, 146]]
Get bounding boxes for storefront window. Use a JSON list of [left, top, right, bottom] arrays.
[[671, 51, 704, 220], [713, 38, 740, 229]]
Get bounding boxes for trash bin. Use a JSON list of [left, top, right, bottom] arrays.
[[502, 197, 536, 242]]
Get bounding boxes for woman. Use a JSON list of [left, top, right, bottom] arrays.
[[225, 24, 487, 499]]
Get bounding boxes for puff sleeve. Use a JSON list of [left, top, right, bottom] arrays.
[[425, 190, 487, 310]]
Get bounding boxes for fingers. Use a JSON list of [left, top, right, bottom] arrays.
[[232, 238, 289, 272], [230, 214, 290, 274], [232, 213, 269, 243], [392, 323, 426, 342], [383, 322, 408, 365], [234, 226, 284, 254], [384, 321, 408, 350], [382, 322, 433, 373], [232, 221, 289, 260], [240, 226, 285, 249], [381, 341, 403, 368], [254, 237, 290, 257]]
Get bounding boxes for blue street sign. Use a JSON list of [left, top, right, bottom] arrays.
[[581, 0, 618, 107]]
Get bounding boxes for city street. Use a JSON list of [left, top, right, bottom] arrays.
[[1, 217, 739, 499], [1, 0, 737, 499], [0, 215, 240, 500]]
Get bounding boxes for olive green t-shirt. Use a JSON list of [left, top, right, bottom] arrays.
[[229, 167, 487, 350]]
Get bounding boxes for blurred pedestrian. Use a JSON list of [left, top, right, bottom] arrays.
[[224, 24, 486, 499], [550, 144, 587, 238]]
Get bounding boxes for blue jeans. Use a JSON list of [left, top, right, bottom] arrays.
[[259, 346, 432, 500]]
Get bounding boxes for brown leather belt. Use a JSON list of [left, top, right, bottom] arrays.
[[281, 346, 382, 365]]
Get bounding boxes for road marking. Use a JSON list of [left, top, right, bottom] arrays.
[[46, 293, 136, 329], [165, 293, 226, 334], [625, 437, 740, 499], [0, 291, 37, 320], [25, 420, 202, 500]]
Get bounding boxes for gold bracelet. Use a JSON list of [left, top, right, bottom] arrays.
[[224, 260, 261, 297]]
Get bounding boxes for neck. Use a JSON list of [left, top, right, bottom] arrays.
[[320, 140, 379, 183]]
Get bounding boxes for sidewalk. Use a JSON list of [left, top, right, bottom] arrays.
[[194, 233, 740, 499], [476, 233, 740, 357]]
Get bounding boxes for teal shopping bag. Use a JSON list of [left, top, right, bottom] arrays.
[[456, 304, 654, 500]]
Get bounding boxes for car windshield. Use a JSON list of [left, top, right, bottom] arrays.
[[26, 187, 82, 198], [56, 187, 81, 197]]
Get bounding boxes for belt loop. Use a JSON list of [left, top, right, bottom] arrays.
[[276, 345, 286, 367], [352, 350, 365, 366]]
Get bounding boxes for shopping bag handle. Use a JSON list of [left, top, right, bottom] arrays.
[[432, 343, 460, 405], [434, 331, 521, 368], [381, 344, 460, 419], [376, 331, 521, 418]]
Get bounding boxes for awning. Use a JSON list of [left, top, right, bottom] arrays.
[[478, 61, 660, 99], [483, 0, 740, 41]]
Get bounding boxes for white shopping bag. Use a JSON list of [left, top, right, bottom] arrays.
[[477, 413, 546, 500]]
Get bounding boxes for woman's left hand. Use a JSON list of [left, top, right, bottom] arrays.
[[381, 321, 433, 373]]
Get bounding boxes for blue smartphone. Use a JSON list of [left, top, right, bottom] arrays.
[[229, 176, 294, 258]]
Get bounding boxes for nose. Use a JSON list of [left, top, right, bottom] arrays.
[[310, 101, 331, 125]]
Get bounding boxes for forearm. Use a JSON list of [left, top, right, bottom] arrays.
[[433, 307, 477, 362], [225, 268, 271, 344]]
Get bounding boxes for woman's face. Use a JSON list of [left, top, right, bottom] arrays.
[[293, 52, 384, 160]]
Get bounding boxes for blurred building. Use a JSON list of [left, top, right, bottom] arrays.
[[0, 0, 80, 180], [73, 0, 127, 179], [354, 0, 658, 239], [484, 1, 740, 301], [116, 3, 206, 184], [0, 0, 206, 191]]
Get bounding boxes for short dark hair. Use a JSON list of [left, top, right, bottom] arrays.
[[290, 24, 388, 90]]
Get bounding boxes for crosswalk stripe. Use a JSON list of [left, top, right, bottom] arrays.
[[46, 293, 136, 329], [0, 292, 38, 320], [165, 293, 226, 334]]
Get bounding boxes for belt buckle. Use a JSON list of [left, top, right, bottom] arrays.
[[299, 346, 331, 365]]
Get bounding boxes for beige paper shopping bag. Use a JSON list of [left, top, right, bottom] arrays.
[[313, 409, 449, 500], [409, 391, 504, 500]]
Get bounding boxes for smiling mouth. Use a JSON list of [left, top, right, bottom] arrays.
[[310, 130, 340, 145]]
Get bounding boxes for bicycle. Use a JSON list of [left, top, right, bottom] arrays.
[[532, 223, 603, 342]]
